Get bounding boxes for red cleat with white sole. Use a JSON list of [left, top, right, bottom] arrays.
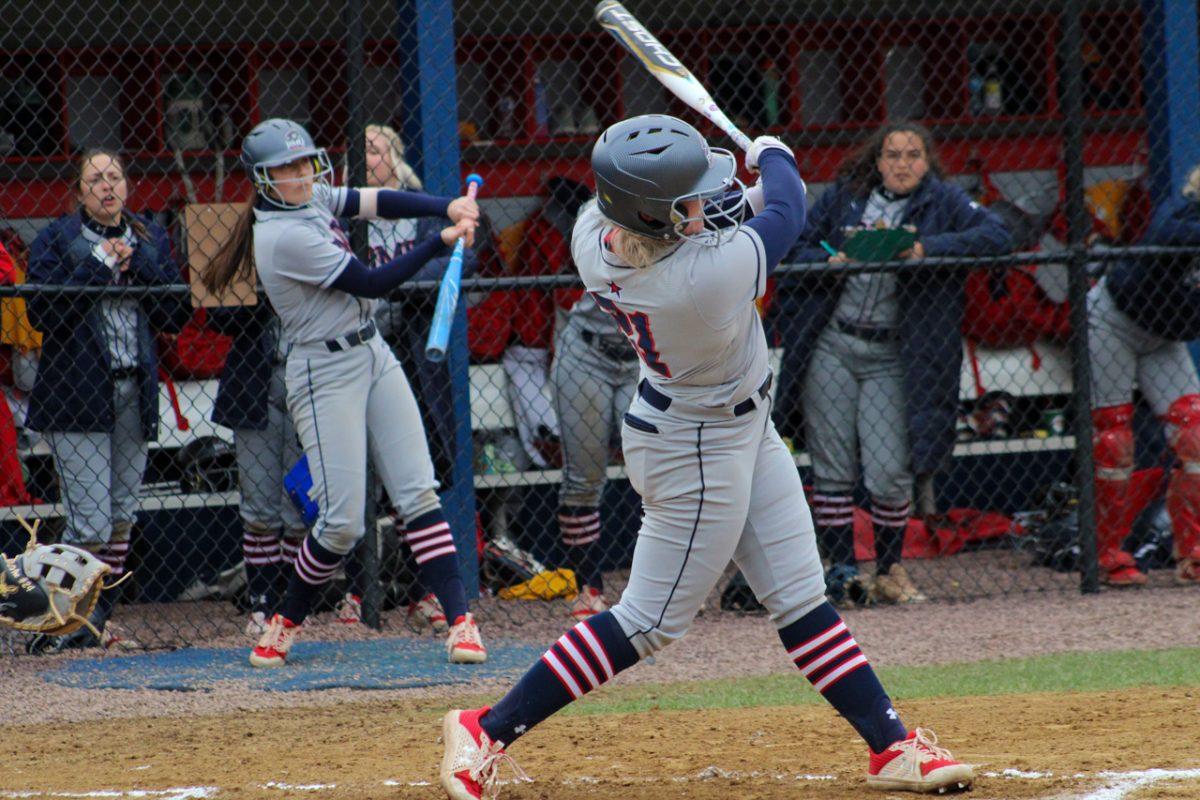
[[409, 593, 449, 633], [446, 613, 487, 664], [867, 728, 974, 794], [440, 707, 528, 800], [249, 613, 300, 668]]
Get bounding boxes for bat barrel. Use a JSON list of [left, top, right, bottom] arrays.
[[424, 240, 466, 362]]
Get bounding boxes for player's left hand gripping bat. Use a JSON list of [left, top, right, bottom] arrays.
[[425, 172, 483, 363]]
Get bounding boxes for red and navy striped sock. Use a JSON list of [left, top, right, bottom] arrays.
[[813, 492, 856, 566], [278, 534, 342, 625], [480, 610, 638, 746], [403, 509, 467, 623], [780, 601, 906, 753], [558, 505, 604, 590], [242, 527, 282, 604]]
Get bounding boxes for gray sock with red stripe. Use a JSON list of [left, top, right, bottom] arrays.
[[780, 601, 906, 753], [480, 610, 639, 746], [403, 509, 467, 623]]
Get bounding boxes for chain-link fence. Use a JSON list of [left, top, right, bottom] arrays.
[[2, 0, 1199, 653]]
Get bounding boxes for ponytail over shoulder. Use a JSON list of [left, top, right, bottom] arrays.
[[201, 198, 257, 295]]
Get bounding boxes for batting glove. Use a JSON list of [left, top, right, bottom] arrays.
[[746, 136, 793, 173]]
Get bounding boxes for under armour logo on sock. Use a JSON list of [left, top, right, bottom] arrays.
[[887, 708, 899, 720], [514, 724, 526, 736]]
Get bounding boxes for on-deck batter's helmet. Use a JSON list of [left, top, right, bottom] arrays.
[[240, 118, 334, 209], [592, 114, 744, 243]]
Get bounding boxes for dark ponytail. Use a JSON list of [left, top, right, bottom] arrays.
[[202, 197, 257, 295]]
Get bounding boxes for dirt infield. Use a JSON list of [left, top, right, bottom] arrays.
[[3, 686, 1199, 799]]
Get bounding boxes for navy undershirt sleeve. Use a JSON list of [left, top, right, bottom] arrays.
[[329, 235, 448, 299], [341, 188, 452, 220], [744, 150, 807, 272]]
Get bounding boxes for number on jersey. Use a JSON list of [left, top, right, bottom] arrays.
[[591, 293, 672, 377]]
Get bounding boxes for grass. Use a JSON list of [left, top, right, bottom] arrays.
[[561, 647, 1200, 717]]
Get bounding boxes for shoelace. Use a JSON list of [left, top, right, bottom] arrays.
[[468, 740, 530, 800], [905, 728, 954, 763], [453, 617, 482, 647]]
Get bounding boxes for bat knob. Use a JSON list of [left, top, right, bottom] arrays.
[[465, 173, 484, 190]]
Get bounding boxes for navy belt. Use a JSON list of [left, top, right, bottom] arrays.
[[325, 320, 377, 352], [638, 373, 773, 417], [833, 319, 898, 343]]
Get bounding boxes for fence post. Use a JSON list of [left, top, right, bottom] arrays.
[[397, 0, 480, 598], [1060, 0, 1100, 593], [1141, 0, 1200, 210]]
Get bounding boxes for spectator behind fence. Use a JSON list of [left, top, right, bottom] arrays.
[[0, 237, 36, 507], [773, 122, 1010, 606], [23, 148, 188, 652], [207, 304, 308, 635], [1087, 164, 1200, 587]]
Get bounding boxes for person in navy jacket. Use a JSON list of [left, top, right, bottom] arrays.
[[24, 148, 187, 652], [1087, 167, 1200, 587], [772, 122, 1011, 606], [207, 302, 309, 635]]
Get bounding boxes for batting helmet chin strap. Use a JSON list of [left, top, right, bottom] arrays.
[[1166, 395, 1200, 576]]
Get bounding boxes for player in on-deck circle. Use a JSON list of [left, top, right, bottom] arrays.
[[202, 118, 486, 667], [438, 114, 975, 798]]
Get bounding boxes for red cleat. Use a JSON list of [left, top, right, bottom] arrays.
[[248, 613, 300, 668], [867, 728, 974, 793], [440, 707, 528, 799]]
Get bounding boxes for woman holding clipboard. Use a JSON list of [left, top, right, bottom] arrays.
[[772, 122, 1010, 606]]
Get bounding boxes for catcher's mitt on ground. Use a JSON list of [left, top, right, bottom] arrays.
[[0, 518, 112, 637]]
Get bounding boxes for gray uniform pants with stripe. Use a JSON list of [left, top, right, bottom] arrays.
[[233, 362, 307, 535], [1088, 279, 1200, 414], [552, 318, 640, 508], [803, 327, 913, 504], [48, 376, 147, 546], [613, 391, 826, 659], [285, 333, 440, 555]]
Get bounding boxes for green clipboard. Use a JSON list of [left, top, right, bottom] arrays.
[[841, 227, 916, 262]]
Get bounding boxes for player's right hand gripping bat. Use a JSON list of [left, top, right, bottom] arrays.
[[595, 0, 752, 153], [425, 172, 483, 363]]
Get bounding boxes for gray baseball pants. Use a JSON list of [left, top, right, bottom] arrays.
[[552, 319, 640, 509], [1088, 280, 1200, 415], [233, 362, 307, 535], [285, 333, 441, 555], [47, 376, 147, 546], [612, 386, 826, 659]]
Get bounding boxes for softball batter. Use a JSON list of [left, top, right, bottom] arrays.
[[440, 114, 974, 798], [203, 118, 485, 666]]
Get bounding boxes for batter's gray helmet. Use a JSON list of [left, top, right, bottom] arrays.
[[592, 114, 743, 242], [240, 118, 334, 209]]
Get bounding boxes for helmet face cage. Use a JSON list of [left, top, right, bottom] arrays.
[[668, 154, 748, 246], [251, 150, 335, 210]]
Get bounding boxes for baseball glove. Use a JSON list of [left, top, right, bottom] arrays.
[[0, 518, 112, 637]]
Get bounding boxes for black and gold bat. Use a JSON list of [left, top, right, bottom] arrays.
[[595, 0, 752, 152]]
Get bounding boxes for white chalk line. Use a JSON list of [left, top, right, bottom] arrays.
[[2, 767, 1196, 798], [1065, 768, 1200, 800]]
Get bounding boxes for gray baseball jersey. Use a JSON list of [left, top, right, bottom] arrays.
[[569, 202, 825, 658], [253, 183, 374, 346], [571, 202, 770, 409]]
